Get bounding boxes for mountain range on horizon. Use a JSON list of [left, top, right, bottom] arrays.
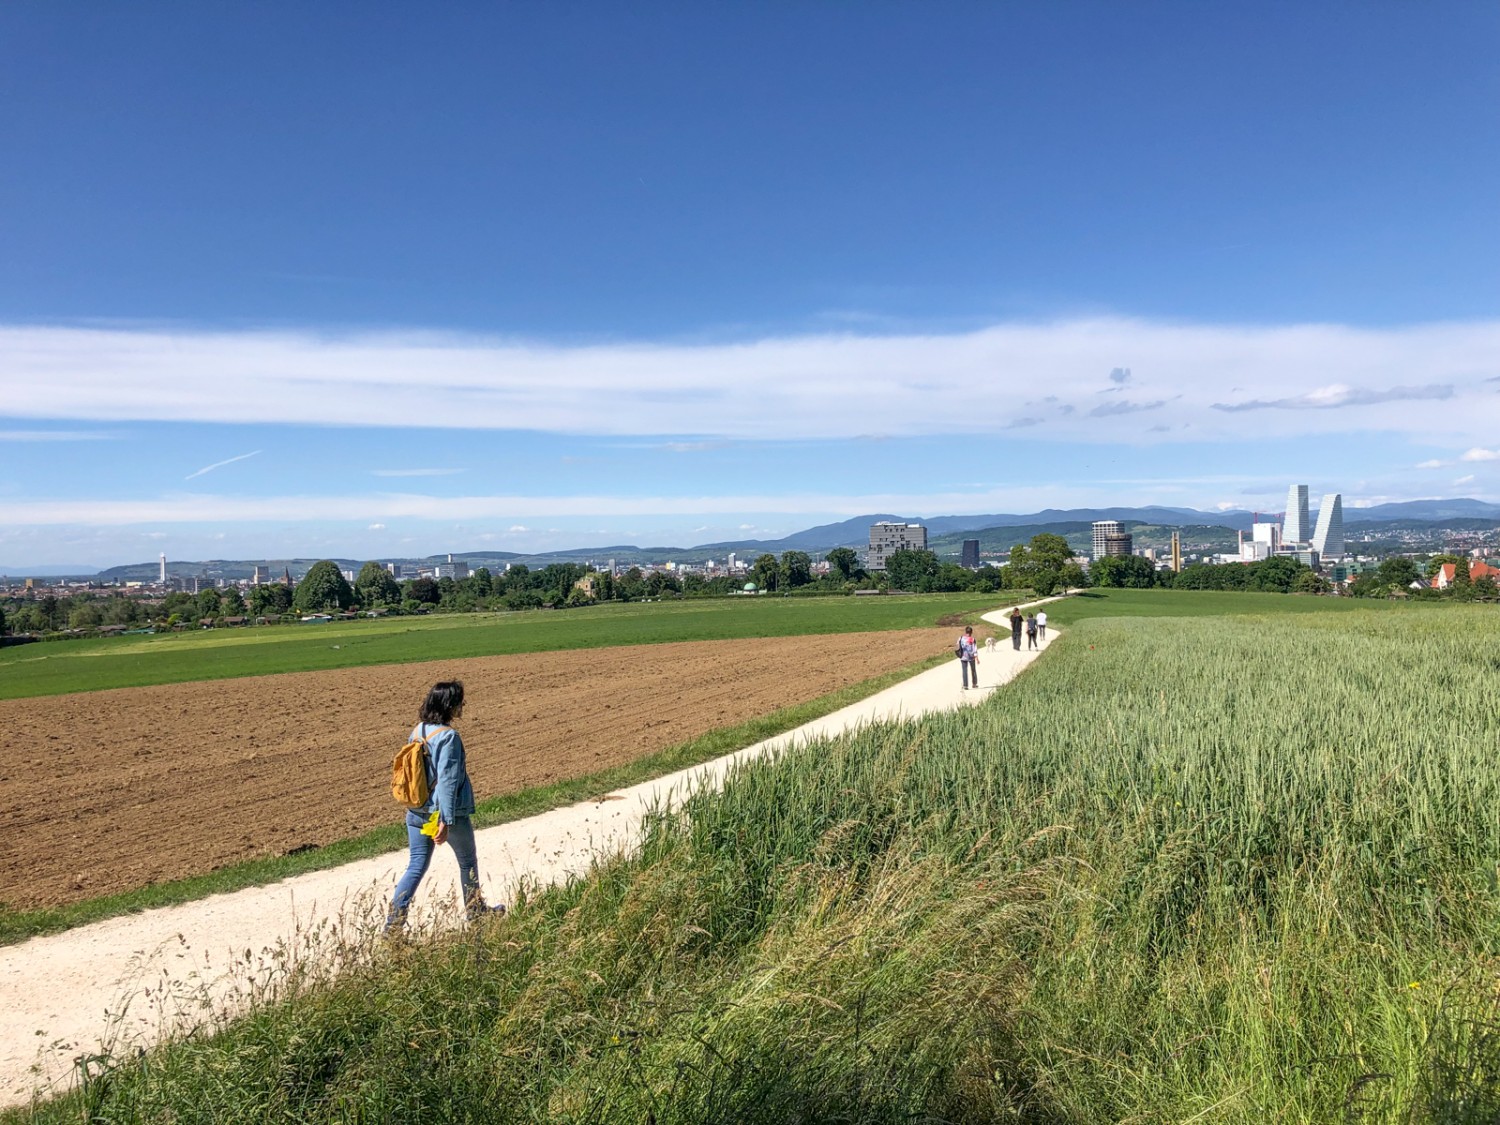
[[9, 498, 1500, 580]]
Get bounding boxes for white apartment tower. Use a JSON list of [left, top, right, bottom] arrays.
[[1311, 493, 1344, 559], [159, 554, 167, 583], [1091, 520, 1126, 560], [1283, 484, 1310, 546]]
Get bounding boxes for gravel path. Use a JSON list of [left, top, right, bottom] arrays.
[[0, 599, 1060, 1108]]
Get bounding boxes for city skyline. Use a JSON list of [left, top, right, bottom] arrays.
[[2, 5, 1496, 568]]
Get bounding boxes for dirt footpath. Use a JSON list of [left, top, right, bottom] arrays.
[[0, 628, 954, 909]]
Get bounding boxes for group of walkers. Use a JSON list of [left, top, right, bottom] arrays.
[[954, 605, 1048, 690]]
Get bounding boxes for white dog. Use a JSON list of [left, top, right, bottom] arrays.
[[983, 636, 997, 653]]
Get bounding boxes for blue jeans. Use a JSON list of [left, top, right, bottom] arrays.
[[961, 657, 978, 688], [386, 811, 482, 928]]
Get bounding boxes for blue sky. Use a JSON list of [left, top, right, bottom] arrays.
[[2, 3, 1497, 570]]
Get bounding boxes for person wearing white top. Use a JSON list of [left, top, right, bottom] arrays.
[[1036, 609, 1048, 640]]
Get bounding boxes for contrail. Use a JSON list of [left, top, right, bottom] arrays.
[[185, 449, 262, 481]]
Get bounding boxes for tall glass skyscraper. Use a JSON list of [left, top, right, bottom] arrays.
[[1283, 484, 1310, 545], [1311, 493, 1344, 559]]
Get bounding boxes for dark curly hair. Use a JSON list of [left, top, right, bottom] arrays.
[[419, 680, 465, 725]]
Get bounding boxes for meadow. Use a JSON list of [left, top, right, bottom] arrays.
[[20, 602, 1498, 1122], [0, 592, 1002, 700]]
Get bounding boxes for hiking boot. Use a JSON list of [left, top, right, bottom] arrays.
[[467, 903, 507, 924]]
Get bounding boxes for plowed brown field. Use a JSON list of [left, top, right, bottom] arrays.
[[0, 627, 956, 909]]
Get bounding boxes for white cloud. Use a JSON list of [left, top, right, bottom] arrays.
[[1455, 474, 1476, 485], [1461, 448, 1500, 462], [0, 429, 116, 442], [508, 524, 529, 532], [1415, 459, 1446, 469], [184, 449, 262, 481], [367, 523, 386, 530], [2, 318, 1497, 445]]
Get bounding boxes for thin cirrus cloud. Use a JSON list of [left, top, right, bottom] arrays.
[[1210, 383, 1455, 413], [0, 429, 116, 442], [1461, 448, 1500, 462], [183, 449, 262, 481], [370, 468, 466, 477], [1, 317, 1498, 445]]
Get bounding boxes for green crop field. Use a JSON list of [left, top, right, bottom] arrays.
[[1043, 585, 1408, 623], [24, 602, 1500, 1122], [0, 593, 1002, 700]]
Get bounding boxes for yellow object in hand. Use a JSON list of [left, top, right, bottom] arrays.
[[420, 810, 442, 838]]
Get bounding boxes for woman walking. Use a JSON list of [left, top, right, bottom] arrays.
[[1025, 612, 1039, 649], [386, 680, 504, 931]]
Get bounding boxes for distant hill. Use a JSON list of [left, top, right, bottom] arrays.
[[1347, 498, 1500, 522], [25, 499, 1500, 582]]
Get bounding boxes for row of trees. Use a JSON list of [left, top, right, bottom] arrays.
[[6, 544, 1492, 636]]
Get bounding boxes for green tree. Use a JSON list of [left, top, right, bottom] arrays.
[[248, 583, 292, 616], [645, 570, 681, 597], [752, 554, 780, 592], [197, 587, 222, 617], [70, 603, 103, 629], [39, 595, 60, 631], [885, 548, 940, 592], [616, 567, 645, 601], [470, 567, 493, 598], [406, 577, 441, 605], [1375, 557, 1419, 589], [1009, 533, 1075, 596], [355, 562, 401, 607], [221, 587, 246, 615], [1091, 555, 1158, 589], [1293, 569, 1329, 594], [293, 561, 355, 612], [1474, 575, 1498, 600], [1248, 556, 1305, 593], [104, 597, 141, 625], [825, 547, 859, 582], [779, 550, 813, 589]]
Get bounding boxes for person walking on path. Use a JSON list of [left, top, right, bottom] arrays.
[[386, 680, 505, 931], [1025, 612, 1039, 650], [957, 625, 980, 690], [1036, 609, 1048, 640], [1009, 607, 1024, 651]]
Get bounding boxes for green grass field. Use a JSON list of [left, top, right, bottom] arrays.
[[1043, 585, 1407, 623], [0, 593, 1003, 700], [19, 600, 1500, 1121]]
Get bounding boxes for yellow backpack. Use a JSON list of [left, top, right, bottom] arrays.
[[390, 725, 449, 808]]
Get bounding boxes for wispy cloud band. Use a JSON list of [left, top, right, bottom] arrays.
[[2, 318, 1497, 446]]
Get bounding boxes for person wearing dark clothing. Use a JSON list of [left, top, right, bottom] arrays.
[[1009, 608, 1024, 650], [1025, 613, 1039, 649]]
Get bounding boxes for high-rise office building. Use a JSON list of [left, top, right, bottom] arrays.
[[1283, 484, 1310, 545], [1092, 520, 1128, 559], [867, 521, 927, 571], [159, 554, 167, 584], [1311, 493, 1344, 559], [960, 539, 980, 569]]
